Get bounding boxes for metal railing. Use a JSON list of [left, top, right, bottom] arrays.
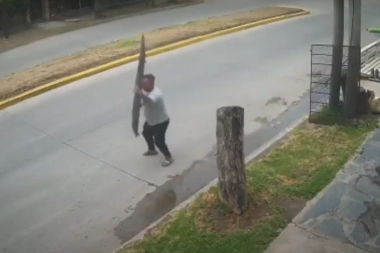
[[309, 40, 380, 123], [361, 39, 380, 66], [309, 44, 350, 122]]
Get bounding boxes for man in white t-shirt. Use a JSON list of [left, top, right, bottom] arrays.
[[134, 74, 173, 167]]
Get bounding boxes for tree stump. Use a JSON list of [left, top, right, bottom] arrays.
[[216, 106, 247, 215]]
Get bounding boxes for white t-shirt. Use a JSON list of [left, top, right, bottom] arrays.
[[143, 87, 169, 126]]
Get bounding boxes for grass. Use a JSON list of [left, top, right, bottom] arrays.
[[0, 6, 305, 102], [119, 113, 378, 253]]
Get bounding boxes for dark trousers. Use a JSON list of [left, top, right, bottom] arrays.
[[142, 119, 171, 158]]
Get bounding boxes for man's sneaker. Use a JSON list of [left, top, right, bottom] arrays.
[[161, 158, 174, 167], [143, 150, 158, 156]]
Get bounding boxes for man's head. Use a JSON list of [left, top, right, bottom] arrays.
[[141, 74, 155, 92]]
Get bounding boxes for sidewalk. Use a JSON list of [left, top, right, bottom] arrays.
[[265, 115, 380, 253], [265, 224, 368, 253], [0, 0, 274, 78]]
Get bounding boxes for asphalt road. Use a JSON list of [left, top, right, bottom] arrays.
[[0, 0, 271, 78], [0, 0, 365, 78], [1, 1, 380, 253]]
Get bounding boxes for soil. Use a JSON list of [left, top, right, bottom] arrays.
[[276, 198, 308, 222], [0, 6, 303, 102], [195, 190, 307, 234]]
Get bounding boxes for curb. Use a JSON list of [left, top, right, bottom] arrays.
[[117, 114, 308, 252], [292, 125, 378, 226], [0, 9, 310, 110]]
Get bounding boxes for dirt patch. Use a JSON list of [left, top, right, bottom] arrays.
[[0, 6, 304, 102], [276, 198, 307, 221], [254, 116, 270, 125], [194, 190, 306, 234], [143, 212, 177, 239], [265, 97, 288, 106]]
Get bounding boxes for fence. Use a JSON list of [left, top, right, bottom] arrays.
[[361, 39, 380, 78], [309, 44, 350, 123], [361, 39, 380, 66]]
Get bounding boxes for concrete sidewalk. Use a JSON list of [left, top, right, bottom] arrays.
[[265, 118, 380, 253], [265, 224, 367, 253]]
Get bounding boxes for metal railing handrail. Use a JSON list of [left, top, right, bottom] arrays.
[[361, 39, 380, 65]]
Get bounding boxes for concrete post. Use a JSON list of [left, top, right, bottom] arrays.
[[330, 0, 344, 109], [344, 0, 361, 119]]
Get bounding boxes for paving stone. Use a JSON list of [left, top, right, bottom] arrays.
[[375, 219, 380, 232], [370, 129, 380, 143], [304, 218, 319, 227], [350, 222, 370, 243], [354, 242, 373, 253], [351, 160, 380, 180], [343, 162, 363, 176], [376, 236, 380, 246], [296, 182, 348, 224], [366, 139, 380, 148], [346, 188, 373, 203], [313, 219, 346, 240], [337, 197, 368, 221], [356, 142, 380, 163], [356, 176, 380, 199], [376, 166, 380, 176]]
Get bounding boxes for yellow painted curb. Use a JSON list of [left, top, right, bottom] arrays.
[[0, 9, 310, 110]]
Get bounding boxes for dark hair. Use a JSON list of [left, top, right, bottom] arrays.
[[143, 74, 155, 84]]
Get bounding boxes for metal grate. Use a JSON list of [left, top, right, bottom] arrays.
[[309, 44, 350, 122]]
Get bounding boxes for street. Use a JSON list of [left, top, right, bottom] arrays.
[[1, 0, 380, 253], [0, 0, 363, 78]]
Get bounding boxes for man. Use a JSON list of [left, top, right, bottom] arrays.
[[134, 74, 173, 167]]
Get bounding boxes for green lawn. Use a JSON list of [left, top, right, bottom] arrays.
[[120, 115, 377, 253]]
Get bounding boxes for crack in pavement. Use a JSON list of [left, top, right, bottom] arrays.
[[7, 110, 158, 188], [62, 141, 158, 188], [291, 221, 374, 252]]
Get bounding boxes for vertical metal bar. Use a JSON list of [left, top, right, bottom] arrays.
[[310, 45, 313, 120]]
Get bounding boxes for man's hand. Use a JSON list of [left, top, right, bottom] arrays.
[[134, 86, 152, 104]]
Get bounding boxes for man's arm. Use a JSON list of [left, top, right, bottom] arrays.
[[137, 91, 154, 104], [134, 86, 157, 105]]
